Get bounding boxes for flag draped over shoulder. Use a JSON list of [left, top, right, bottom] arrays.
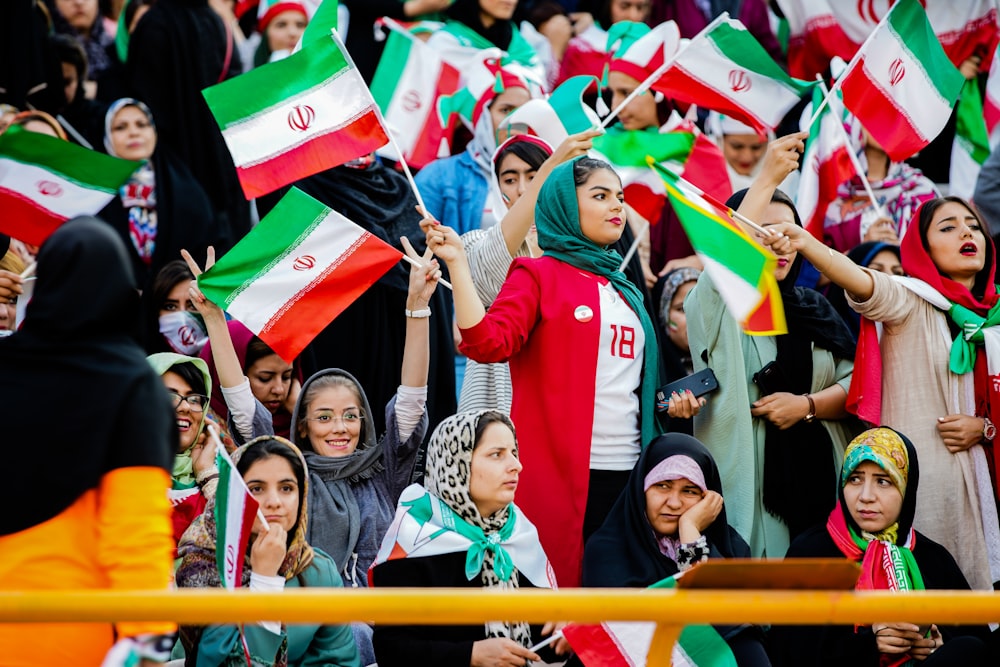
[[562, 575, 736, 667], [650, 160, 785, 335], [203, 34, 389, 199], [371, 19, 461, 168], [197, 188, 403, 362], [0, 125, 140, 245], [797, 86, 853, 241], [653, 15, 815, 134], [215, 445, 259, 590], [836, 0, 965, 162]]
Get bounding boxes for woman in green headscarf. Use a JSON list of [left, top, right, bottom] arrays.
[[424, 156, 662, 587]]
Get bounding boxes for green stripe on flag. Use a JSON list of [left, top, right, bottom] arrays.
[[956, 78, 991, 165], [887, 0, 965, 101], [371, 29, 412, 110], [705, 22, 811, 94], [301, 0, 338, 48], [203, 36, 350, 128], [0, 125, 139, 192], [214, 448, 232, 581], [198, 188, 330, 309], [651, 576, 737, 666], [652, 161, 772, 283], [595, 128, 693, 167]]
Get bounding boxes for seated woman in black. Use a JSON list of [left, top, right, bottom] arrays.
[[778, 427, 991, 666], [583, 432, 770, 666]]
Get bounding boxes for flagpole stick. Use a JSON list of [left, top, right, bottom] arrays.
[[19, 263, 36, 280], [208, 425, 269, 531], [528, 631, 563, 653], [618, 219, 649, 272], [815, 77, 888, 221], [666, 166, 772, 236], [401, 253, 454, 290]]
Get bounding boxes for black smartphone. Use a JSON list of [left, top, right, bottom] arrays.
[[656, 368, 719, 412], [752, 360, 791, 396]]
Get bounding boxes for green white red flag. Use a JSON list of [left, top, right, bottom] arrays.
[[837, 0, 965, 162], [562, 575, 737, 667], [215, 443, 259, 590], [197, 187, 403, 362], [797, 86, 853, 240], [495, 75, 601, 148], [950, 78, 992, 200], [986, 43, 1000, 135], [202, 33, 388, 199], [0, 125, 140, 245], [297, 0, 337, 49], [371, 18, 461, 168], [653, 15, 815, 134], [650, 160, 786, 335]]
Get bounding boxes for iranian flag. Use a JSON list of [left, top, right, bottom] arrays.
[[203, 33, 389, 199], [836, 0, 965, 161], [215, 442, 259, 590], [297, 0, 337, 49], [653, 15, 815, 135], [950, 78, 992, 200], [497, 75, 600, 147], [197, 188, 403, 362], [562, 576, 736, 667], [371, 18, 461, 168], [984, 43, 1000, 135], [777, 0, 999, 80], [797, 86, 853, 241], [0, 125, 139, 246], [650, 160, 785, 335], [594, 120, 731, 226]]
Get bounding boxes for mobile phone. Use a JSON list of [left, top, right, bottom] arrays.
[[656, 368, 719, 412], [752, 360, 791, 396]]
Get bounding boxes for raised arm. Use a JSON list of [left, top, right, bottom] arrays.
[[740, 134, 875, 302], [499, 130, 600, 257], [423, 216, 487, 329], [399, 237, 440, 388]]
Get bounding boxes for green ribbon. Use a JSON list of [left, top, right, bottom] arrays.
[[402, 491, 518, 582], [947, 300, 1000, 374]]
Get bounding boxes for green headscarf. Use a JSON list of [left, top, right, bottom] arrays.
[[536, 158, 662, 447], [147, 352, 213, 488]]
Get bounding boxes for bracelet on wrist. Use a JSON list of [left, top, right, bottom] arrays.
[[405, 307, 432, 318], [983, 416, 996, 442], [802, 393, 817, 423]]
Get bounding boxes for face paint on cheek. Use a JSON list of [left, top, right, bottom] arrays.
[[667, 320, 679, 331]]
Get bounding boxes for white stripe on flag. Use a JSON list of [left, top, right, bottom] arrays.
[[222, 69, 374, 168], [700, 255, 762, 322], [226, 209, 367, 331], [860, 24, 954, 141], [0, 157, 116, 218]]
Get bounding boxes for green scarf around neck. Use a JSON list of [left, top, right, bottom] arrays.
[[947, 297, 1000, 374], [536, 158, 662, 447], [147, 352, 213, 487]]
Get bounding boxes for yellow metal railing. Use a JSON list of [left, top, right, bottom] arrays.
[[2, 589, 1000, 666]]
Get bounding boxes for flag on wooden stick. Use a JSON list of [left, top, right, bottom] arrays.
[[197, 188, 403, 362]]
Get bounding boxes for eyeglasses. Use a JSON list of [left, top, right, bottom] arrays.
[[305, 411, 365, 427], [168, 391, 209, 412]]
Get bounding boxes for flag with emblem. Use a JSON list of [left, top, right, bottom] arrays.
[[797, 86, 853, 240], [0, 125, 140, 246], [202, 32, 389, 199], [652, 14, 815, 134], [371, 19, 461, 168], [215, 440, 260, 590], [197, 187, 403, 362], [650, 160, 785, 335], [837, 0, 965, 162], [562, 575, 737, 667]]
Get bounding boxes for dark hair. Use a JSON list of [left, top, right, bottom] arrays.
[[164, 360, 207, 397], [494, 140, 551, 178], [296, 374, 368, 449], [50, 33, 88, 88], [917, 196, 993, 295], [245, 335, 279, 372], [236, 438, 306, 543], [526, 1, 566, 29], [124, 0, 157, 33], [573, 157, 619, 188], [474, 411, 516, 449], [150, 259, 194, 311]]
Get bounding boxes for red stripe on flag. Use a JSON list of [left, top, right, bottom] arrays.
[[840, 57, 929, 161], [257, 232, 402, 362], [654, 66, 768, 133], [0, 188, 68, 246], [235, 110, 388, 199], [562, 623, 634, 667], [623, 183, 665, 225], [232, 494, 259, 588], [805, 146, 852, 240], [786, 19, 858, 80], [409, 62, 462, 168], [743, 285, 782, 335]]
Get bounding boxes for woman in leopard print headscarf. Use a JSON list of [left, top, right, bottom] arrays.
[[371, 410, 569, 667]]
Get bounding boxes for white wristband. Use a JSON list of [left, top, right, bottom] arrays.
[[405, 308, 432, 318]]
